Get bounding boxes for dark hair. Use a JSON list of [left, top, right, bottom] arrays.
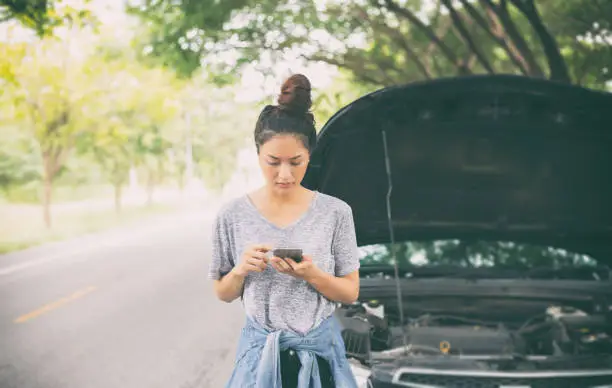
[[254, 74, 317, 153]]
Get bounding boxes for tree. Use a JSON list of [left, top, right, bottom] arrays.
[[0, 130, 40, 194], [127, 68, 181, 205], [1, 38, 99, 227], [131, 0, 612, 88], [178, 74, 257, 191], [0, 0, 96, 37], [126, 0, 256, 78], [311, 70, 378, 126], [81, 115, 133, 214], [66, 38, 184, 212]]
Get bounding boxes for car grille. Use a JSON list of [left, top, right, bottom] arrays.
[[371, 371, 612, 388]]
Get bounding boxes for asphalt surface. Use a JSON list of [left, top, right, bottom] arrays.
[[0, 208, 244, 388]]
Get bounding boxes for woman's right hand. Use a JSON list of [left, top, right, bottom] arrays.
[[233, 244, 272, 277]]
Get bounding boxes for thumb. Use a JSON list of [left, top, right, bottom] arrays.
[[302, 255, 313, 262]]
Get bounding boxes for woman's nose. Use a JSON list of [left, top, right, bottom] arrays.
[[278, 163, 293, 179]]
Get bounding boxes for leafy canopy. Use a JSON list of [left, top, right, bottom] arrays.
[[131, 0, 612, 88]]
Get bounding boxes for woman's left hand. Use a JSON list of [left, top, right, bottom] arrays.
[[270, 255, 320, 281]]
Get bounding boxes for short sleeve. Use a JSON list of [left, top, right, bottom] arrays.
[[208, 211, 236, 280], [332, 204, 360, 276]]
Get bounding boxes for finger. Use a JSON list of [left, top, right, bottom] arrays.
[[250, 250, 267, 261], [247, 257, 267, 270], [271, 257, 290, 272], [271, 257, 283, 265], [302, 255, 313, 262], [243, 263, 264, 273], [284, 258, 297, 270], [279, 258, 294, 272], [270, 261, 286, 273], [250, 264, 265, 272]]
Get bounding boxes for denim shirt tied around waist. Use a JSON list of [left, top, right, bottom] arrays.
[[225, 315, 359, 388]]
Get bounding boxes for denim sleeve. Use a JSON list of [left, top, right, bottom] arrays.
[[332, 203, 360, 277]]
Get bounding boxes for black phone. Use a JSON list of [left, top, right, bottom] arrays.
[[272, 248, 303, 263]]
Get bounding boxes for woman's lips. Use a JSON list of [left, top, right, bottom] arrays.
[[276, 182, 293, 189]]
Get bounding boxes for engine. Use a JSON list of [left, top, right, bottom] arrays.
[[334, 302, 612, 364], [521, 305, 612, 356], [397, 316, 520, 356]]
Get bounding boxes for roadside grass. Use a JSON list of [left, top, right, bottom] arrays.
[[0, 201, 178, 255]]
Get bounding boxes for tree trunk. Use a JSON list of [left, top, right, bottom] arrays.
[[42, 173, 52, 229], [480, 0, 545, 78], [129, 165, 138, 192], [41, 152, 55, 229], [146, 169, 155, 206], [509, 0, 570, 82], [442, 0, 494, 74], [114, 183, 122, 214], [384, 0, 471, 75], [177, 164, 186, 192]]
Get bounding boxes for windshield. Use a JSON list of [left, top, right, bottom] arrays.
[[358, 239, 607, 280]]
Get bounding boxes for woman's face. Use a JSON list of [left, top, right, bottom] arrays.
[[258, 134, 310, 196]]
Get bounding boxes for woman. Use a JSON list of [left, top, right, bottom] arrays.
[[208, 74, 360, 388]]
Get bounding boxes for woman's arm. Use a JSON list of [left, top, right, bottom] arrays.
[[269, 256, 360, 304], [305, 268, 359, 304], [213, 270, 246, 303], [213, 244, 271, 303]]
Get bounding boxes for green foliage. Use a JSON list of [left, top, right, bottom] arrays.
[[76, 50, 184, 199], [131, 0, 612, 88], [0, 27, 254, 223], [1, 37, 105, 225], [0, 128, 40, 190], [178, 77, 256, 191], [312, 71, 379, 127], [0, 0, 98, 36], [3, 38, 97, 179], [126, 0, 255, 78]]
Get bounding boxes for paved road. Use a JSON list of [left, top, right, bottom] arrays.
[[0, 209, 244, 388]]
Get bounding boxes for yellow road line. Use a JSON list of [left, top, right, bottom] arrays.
[[14, 286, 97, 324]]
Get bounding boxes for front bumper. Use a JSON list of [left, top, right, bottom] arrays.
[[350, 363, 612, 388]]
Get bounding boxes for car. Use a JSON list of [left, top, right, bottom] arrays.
[[302, 74, 612, 388]]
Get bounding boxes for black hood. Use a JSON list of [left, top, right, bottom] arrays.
[[303, 75, 612, 261]]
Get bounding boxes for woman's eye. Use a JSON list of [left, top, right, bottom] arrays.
[[267, 160, 301, 166]]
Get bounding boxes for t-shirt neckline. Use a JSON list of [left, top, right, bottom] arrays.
[[244, 190, 319, 231]]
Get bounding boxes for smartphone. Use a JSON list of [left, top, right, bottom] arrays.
[[272, 248, 303, 263]]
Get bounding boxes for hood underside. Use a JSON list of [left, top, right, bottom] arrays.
[[302, 75, 612, 261]]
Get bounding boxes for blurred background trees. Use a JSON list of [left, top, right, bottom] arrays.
[[0, 1, 262, 251], [1, 0, 610, 254], [129, 0, 611, 88], [1, 31, 256, 226]]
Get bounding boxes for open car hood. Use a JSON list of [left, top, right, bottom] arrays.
[[303, 75, 612, 262]]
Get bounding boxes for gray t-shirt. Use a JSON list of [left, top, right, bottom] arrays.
[[208, 191, 360, 334]]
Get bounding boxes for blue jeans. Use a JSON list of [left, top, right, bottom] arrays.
[[225, 315, 359, 388]]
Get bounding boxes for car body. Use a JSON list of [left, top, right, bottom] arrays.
[[302, 75, 612, 388]]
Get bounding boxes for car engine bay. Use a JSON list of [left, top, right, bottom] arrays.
[[335, 300, 612, 365]]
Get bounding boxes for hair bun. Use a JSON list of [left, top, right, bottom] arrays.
[[277, 74, 312, 115]]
